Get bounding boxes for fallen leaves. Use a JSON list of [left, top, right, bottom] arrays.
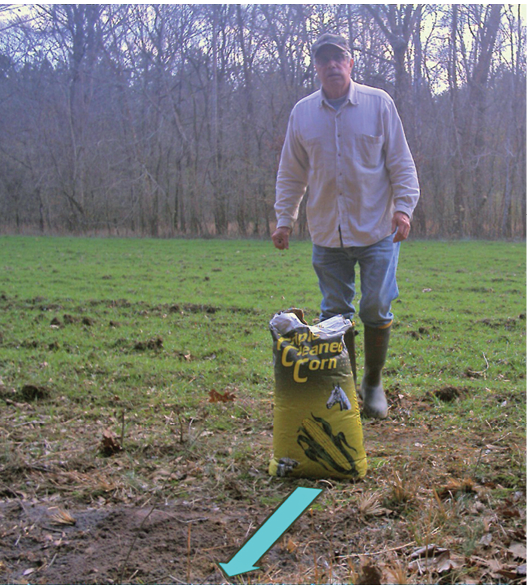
[[472, 553, 527, 582], [509, 541, 527, 561], [496, 494, 526, 520], [479, 532, 493, 547], [356, 560, 383, 585], [437, 477, 477, 499], [99, 429, 123, 456], [208, 389, 236, 403], [408, 544, 462, 575]]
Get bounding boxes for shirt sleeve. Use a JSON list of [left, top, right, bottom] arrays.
[[274, 109, 310, 229], [382, 99, 420, 219]]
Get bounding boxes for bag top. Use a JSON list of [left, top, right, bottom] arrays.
[[270, 310, 352, 340]]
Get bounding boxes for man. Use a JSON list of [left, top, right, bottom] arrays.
[[272, 33, 420, 419]]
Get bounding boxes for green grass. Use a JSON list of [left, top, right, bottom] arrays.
[[0, 236, 525, 584], [0, 235, 524, 449], [1, 236, 317, 307]]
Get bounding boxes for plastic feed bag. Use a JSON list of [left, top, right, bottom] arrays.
[[269, 309, 367, 479]]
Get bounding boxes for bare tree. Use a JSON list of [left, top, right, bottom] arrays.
[[450, 5, 502, 237], [0, 4, 524, 239]]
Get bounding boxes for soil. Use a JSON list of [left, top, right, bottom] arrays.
[[0, 497, 349, 584], [0, 500, 237, 583]]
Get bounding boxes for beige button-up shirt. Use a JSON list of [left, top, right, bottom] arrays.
[[275, 79, 420, 247]]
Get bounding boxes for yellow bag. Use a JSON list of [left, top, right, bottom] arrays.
[[269, 309, 367, 479]]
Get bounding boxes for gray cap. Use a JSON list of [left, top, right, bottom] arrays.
[[312, 33, 351, 57]]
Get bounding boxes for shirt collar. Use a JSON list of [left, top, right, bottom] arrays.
[[319, 79, 358, 108]]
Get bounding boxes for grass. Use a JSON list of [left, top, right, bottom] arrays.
[[0, 235, 525, 584]]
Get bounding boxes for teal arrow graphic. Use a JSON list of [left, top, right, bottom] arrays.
[[218, 486, 323, 578]]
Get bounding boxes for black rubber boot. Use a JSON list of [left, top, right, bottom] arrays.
[[359, 325, 391, 419]]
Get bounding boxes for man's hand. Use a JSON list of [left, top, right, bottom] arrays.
[[271, 226, 291, 250], [392, 211, 411, 243]]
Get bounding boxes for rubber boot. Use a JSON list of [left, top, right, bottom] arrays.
[[343, 326, 358, 389], [359, 325, 391, 419]]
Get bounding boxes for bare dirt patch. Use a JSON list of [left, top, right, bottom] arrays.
[[0, 500, 243, 583]]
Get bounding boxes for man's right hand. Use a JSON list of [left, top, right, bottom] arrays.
[[271, 226, 291, 250]]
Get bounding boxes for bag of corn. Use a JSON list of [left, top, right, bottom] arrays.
[[269, 308, 367, 479]]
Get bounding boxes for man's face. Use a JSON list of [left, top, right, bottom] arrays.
[[314, 45, 353, 99]]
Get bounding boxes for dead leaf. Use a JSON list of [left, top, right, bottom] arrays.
[[472, 555, 504, 579], [99, 429, 123, 456], [497, 503, 521, 518], [436, 551, 461, 573], [498, 567, 522, 580], [437, 478, 476, 499], [357, 561, 383, 585], [410, 544, 449, 559], [208, 389, 236, 403], [408, 545, 464, 575], [408, 557, 435, 574], [23, 568, 36, 576], [509, 542, 527, 560]]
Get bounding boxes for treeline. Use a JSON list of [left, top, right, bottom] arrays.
[[0, 4, 525, 239]]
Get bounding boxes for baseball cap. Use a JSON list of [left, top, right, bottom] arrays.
[[312, 33, 351, 57]]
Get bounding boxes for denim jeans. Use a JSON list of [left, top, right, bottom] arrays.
[[312, 234, 400, 328]]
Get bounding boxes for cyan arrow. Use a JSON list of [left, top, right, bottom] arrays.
[[218, 486, 323, 578]]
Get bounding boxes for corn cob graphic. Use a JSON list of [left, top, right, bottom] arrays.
[[297, 414, 358, 477]]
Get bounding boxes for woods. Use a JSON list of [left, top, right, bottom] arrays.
[[0, 4, 525, 239]]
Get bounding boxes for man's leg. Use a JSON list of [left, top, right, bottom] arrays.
[[360, 324, 391, 418], [312, 244, 356, 322], [312, 244, 359, 386], [357, 235, 400, 418]]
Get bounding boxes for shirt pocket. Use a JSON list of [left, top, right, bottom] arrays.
[[353, 134, 384, 168]]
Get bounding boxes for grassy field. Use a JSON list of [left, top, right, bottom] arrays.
[[0, 236, 525, 584]]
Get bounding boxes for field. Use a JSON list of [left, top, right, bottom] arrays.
[[0, 236, 525, 585]]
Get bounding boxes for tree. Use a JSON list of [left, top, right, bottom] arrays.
[[0, 4, 524, 239], [451, 5, 503, 237]]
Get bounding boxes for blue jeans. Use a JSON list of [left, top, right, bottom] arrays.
[[312, 234, 400, 328]]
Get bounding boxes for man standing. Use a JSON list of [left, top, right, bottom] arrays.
[[272, 33, 420, 419]]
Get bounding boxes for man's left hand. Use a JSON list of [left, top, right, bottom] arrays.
[[392, 211, 411, 243]]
